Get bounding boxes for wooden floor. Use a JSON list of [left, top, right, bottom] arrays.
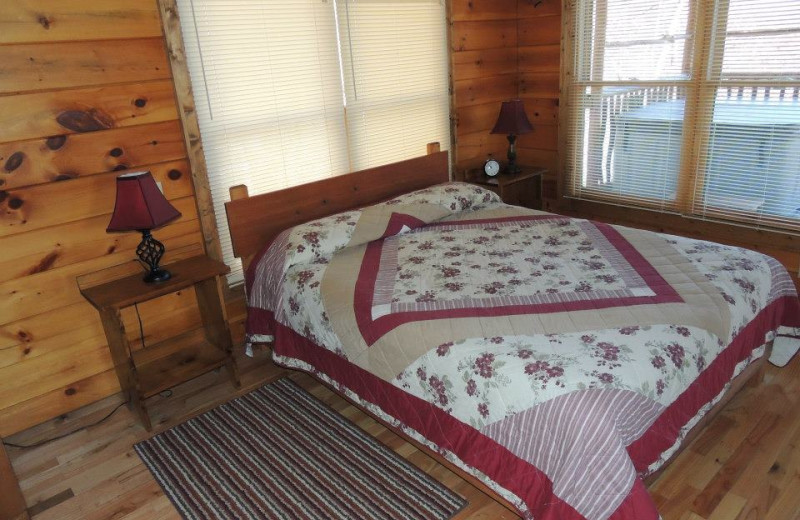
[[6, 351, 800, 520]]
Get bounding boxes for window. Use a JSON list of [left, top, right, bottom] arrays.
[[176, 0, 450, 282], [564, 0, 800, 231]]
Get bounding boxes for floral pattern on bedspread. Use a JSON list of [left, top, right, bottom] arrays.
[[282, 262, 345, 356], [394, 324, 716, 430], [378, 216, 663, 316], [665, 235, 796, 337]]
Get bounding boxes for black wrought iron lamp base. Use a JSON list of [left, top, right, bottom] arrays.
[[137, 230, 171, 283], [143, 267, 171, 283], [506, 133, 521, 174]]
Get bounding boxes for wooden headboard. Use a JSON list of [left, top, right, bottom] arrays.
[[224, 143, 449, 264]]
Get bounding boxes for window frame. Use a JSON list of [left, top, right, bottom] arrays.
[[561, 0, 800, 233]]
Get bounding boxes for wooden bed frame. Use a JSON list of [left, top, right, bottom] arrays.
[[223, 143, 769, 516]]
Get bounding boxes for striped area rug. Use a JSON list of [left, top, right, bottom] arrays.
[[135, 378, 467, 520]]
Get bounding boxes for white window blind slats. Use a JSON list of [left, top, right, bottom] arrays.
[[566, 0, 800, 232], [691, 0, 800, 230], [178, 0, 349, 282], [176, 0, 450, 282], [576, 0, 693, 82], [568, 85, 686, 209], [337, 0, 449, 171]]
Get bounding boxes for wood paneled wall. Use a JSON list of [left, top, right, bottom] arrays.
[[0, 0, 207, 436], [450, 0, 561, 206]]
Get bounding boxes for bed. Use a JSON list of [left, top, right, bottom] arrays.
[[225, 145, 800, 520]]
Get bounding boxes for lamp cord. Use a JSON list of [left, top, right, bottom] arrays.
[[4, 296, 151, 450], [3, 401, 128, 450], [134, 302, 147, 351]]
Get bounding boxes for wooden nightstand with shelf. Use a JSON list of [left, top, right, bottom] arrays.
[[79, 255, 240, 431], [464, 166, 545, 210]]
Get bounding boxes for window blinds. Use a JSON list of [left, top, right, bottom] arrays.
[[337, 0, 451, 171], [567, 0, 693, 210], [176, 0, 450, 283], [565, 0, 800, 232], [688, 0, 800, 230]]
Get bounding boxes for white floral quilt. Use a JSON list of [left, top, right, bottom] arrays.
[[245, 182, 800, 520]]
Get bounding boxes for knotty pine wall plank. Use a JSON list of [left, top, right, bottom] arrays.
[[451, 0, 517, 21], [0, 285, 200, 370], [0, 122, 186, 190], [0, 0, 162, 44], [452, 48, 518, 82], [456, 102, 508, 137], [518, 44, 560, 73], [0, 159, 193, 235], [518, 14, 562, 46], [0, 38, 171, 94], [0, 0, 206, 434], [452, 20, 518, 51], [0, 199, 199, 284], [0, 236, 203, 327], [0, 81, 179, 145], [454, 74, 519, 108], [0, 371, 120, 437]]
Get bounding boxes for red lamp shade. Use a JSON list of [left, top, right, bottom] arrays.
[[490, 99, 534, 136], [107, 171, 181, 232]]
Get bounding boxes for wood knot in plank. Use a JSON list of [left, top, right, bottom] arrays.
[[46, 135, 67, 150], [168, 169, 182, 180], [56, 109, 114, 133], [134, 98, 147, 108], [8, 197, 23, 209], [4, 151, 24, 172], [29, 251, 60, 275], [38, 15, 51, 29]]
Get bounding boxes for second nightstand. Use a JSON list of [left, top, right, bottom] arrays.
[[464, 166, 545, 210]]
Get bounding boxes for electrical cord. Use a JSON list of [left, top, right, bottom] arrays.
[[3, 400, 129, 450], [5, 299, 149, 450], [134, 302, 147, 351], [6, 272, 180, 450]]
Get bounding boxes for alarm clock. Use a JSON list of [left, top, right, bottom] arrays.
[[484, 158, 501, 177]]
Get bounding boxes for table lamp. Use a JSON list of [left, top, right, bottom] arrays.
[[107, 171, 182, 283], [491, 99, 534, 174]]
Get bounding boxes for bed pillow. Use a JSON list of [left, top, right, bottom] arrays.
[[278, 182, 501, 271]]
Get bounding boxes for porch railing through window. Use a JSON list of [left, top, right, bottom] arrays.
[[580, 84, 800, 221], [587, 84, 682, 187]]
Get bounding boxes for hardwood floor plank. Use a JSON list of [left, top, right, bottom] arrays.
[[707, 492, 747, 520]]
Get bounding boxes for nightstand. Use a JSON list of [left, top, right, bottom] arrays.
[[80, 255, 240, 430], [465, 166, 545, 210]]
